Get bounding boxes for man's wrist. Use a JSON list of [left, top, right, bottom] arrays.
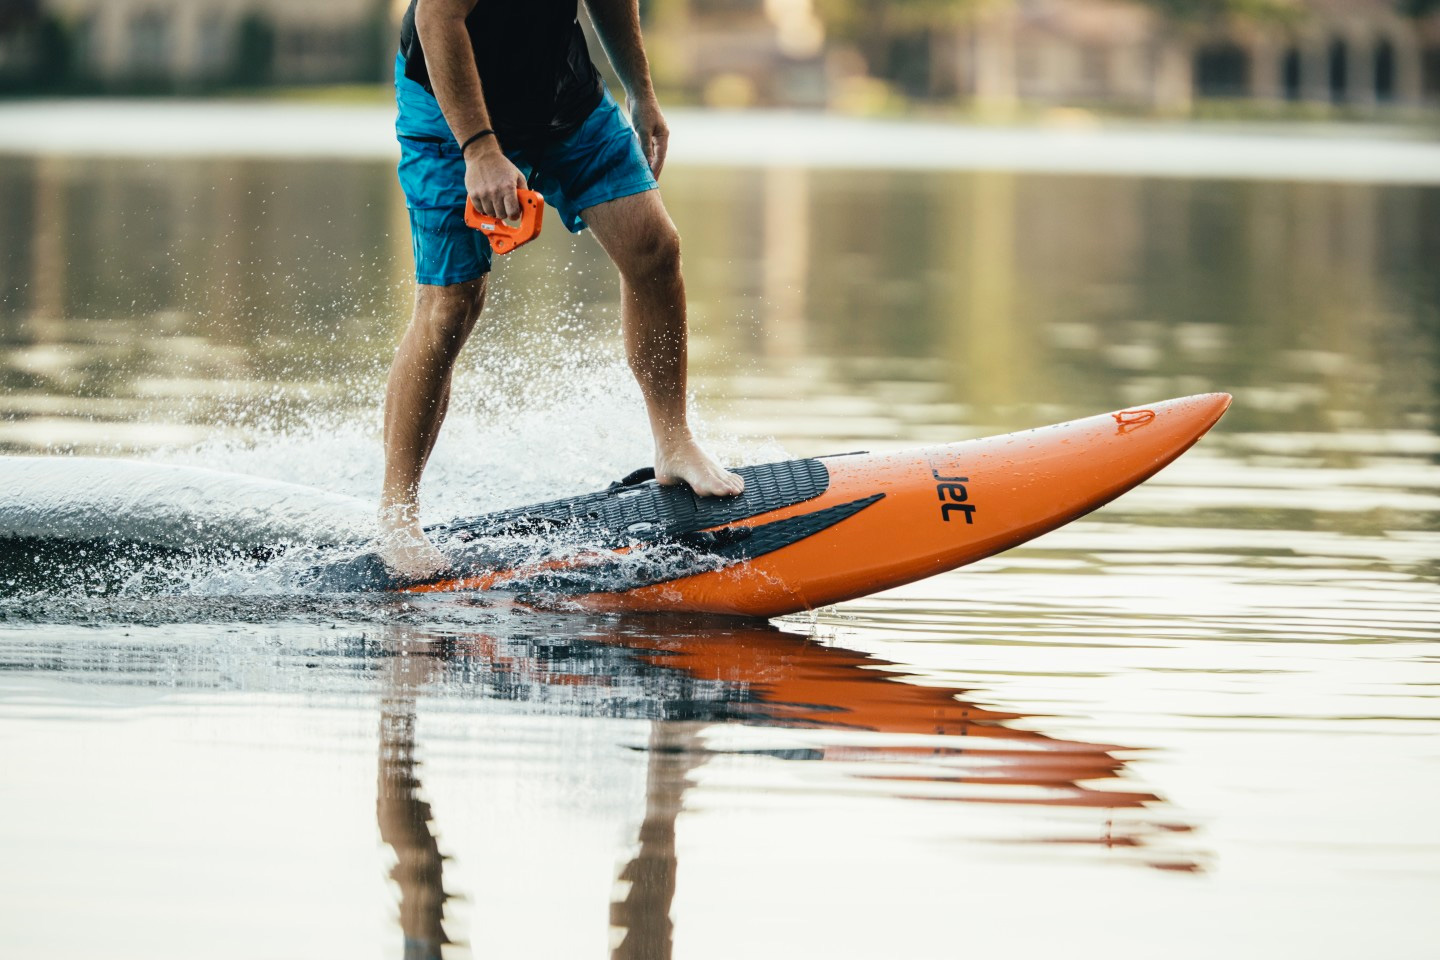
[[462, 135, 502, 162], [459, 128, 494, 153], [625, 83, 658, 107]]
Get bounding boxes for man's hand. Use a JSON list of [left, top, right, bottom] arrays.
[[585, 1, 666, 175], [629, 96, 669, 178], [464, 140, 526, 220]]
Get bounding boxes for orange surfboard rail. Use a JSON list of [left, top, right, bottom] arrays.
[[406, 394, 1232, 617]]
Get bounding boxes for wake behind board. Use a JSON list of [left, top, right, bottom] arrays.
[[389, 393, 1231, 617]]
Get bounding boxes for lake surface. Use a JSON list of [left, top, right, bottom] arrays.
[[1, 118, 1438, 959]]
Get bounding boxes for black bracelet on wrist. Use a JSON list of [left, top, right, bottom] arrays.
[[460, 129, 495, 153]]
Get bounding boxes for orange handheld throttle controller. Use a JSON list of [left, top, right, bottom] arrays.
[[463, 188, 544, 255]]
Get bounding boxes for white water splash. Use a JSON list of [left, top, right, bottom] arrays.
[[151, 314, 772, 524], [1, 307, 778, 608]]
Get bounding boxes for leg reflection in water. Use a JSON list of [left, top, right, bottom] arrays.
[[377, 638, 461, 960], [609, 722, 704, 960]]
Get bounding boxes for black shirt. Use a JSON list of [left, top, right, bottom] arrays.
[[399, 0, 605, 150]]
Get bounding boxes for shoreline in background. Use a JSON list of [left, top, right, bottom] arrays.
[[1, 99, 1439, 184]]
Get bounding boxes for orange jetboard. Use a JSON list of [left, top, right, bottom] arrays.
[[408, 394, 1231, 617]]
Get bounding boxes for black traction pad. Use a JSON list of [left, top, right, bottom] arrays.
[[309, 458, 883, 596], [430, 457, 831, 546]]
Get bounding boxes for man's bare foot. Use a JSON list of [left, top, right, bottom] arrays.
[[377, 504, 450, 581], [655, 437, 744, 497]]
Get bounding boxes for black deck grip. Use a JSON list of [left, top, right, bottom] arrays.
[[609, 467, 657, 489], [434, 457, 831, 551]]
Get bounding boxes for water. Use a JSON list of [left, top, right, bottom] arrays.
[[1, 120, 1438, 958]]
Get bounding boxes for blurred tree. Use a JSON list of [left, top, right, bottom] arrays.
[[356, 0, 392, 83], [0, 0, 41, 34], [33, 13, 70, 88], [812, 0, 982, 84], [1396, 0, 1440, 16], [0, 2, 71, 93], [233, 12, 275, 86], [814, 0, 978, 41], [1134, 0, 1297, 20], [0, 0, 39, 33]]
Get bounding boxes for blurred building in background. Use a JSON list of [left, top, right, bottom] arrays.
[[658, 0, 1440, 111], [936, 0, 1440, 111], [0, 0, 394, 91], [1, 0, 1438, 111]]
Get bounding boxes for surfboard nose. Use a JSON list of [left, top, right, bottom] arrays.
[[1125, 392, 1230, 423], [1053, 392, 1232, 488], [913, 392, 1234, 552], [1113, 392, 1232, 456], [1159, 391, 1232, 427]]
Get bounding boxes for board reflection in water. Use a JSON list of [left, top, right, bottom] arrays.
[[374, 618, 1194, 958]]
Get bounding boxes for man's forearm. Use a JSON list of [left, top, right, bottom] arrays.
[[415, 0, 496, 151], [583, 0, 655, 101]]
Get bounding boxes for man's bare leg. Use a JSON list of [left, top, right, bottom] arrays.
[[581, 190, 743, 498], [380, 277, 487, 577]]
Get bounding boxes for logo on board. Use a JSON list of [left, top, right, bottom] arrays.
[[930, 467, 976, 524]]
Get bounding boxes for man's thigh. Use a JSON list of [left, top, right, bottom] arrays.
[[521, 88, 658, 234]]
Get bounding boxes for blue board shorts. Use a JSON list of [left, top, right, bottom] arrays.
[[394, 53, 659, 286]]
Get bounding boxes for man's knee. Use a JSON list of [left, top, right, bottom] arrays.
[[414, 279, 485, 352], [620, 221, 682, 285]]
